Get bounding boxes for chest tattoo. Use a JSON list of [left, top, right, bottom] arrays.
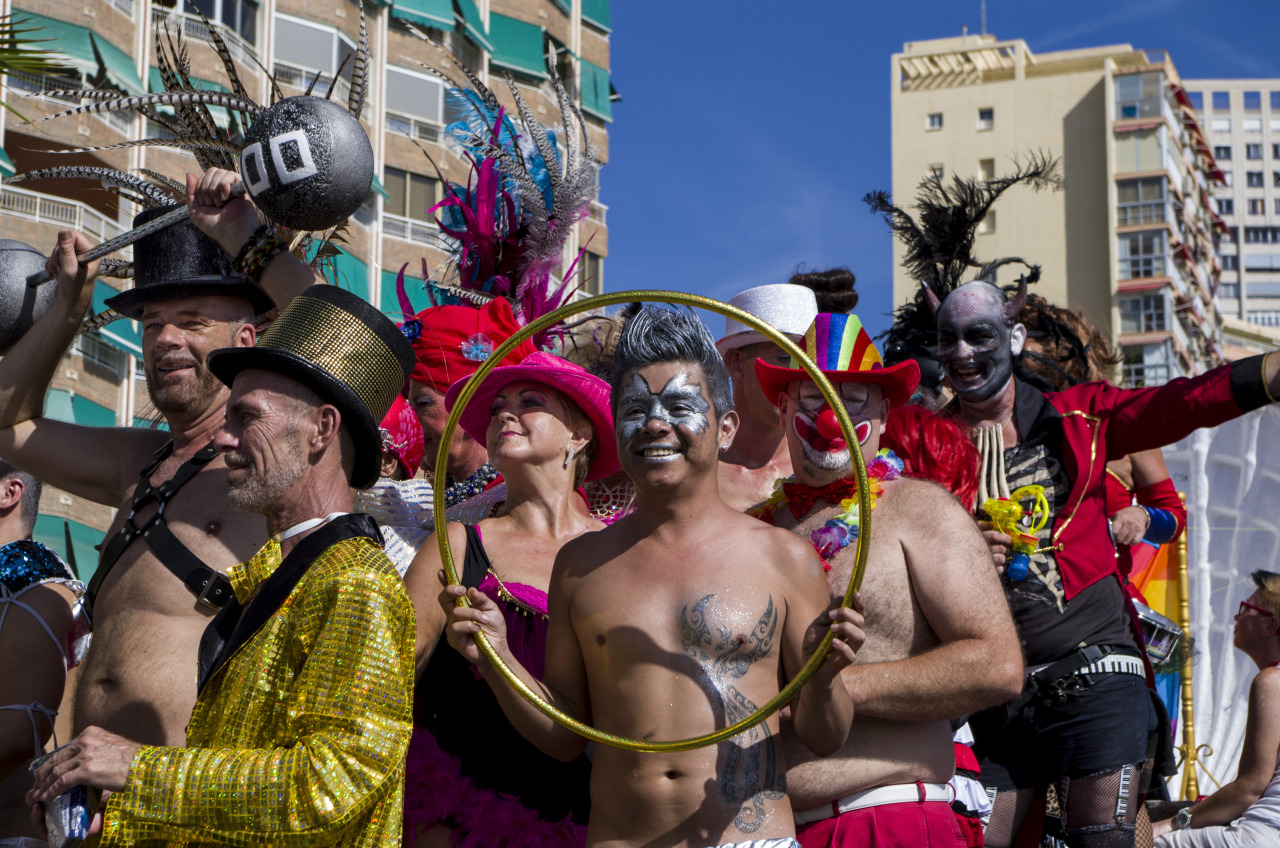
[[680, 593, 785, 833]]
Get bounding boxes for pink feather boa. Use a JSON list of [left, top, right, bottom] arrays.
[[403, 728, 586, 848]]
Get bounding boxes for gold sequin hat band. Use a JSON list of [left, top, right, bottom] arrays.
[[207, 285, 416, 488]]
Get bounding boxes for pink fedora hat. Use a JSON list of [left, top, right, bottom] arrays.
[[444, 351, 620, 481]]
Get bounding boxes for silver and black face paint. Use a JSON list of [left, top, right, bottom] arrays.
[[617, 371, 712, 446], [936, 283, 1018, 404]]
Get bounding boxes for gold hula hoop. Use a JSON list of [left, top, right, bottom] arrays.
[[433, 290, 871, 753]]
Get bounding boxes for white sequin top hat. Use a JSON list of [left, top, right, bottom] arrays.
[[715, 284, 819, 354]]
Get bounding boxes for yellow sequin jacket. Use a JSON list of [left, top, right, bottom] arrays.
[[100, 521, 415, 847]]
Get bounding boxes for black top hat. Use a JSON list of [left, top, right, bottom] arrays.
[[206, 285, 416, 489], [104, 205, 275, 320]]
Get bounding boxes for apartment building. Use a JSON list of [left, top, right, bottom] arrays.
[[1182, 80, 1280, 335], [891, 34, 1228, 390], [0, 0, 615, 579]]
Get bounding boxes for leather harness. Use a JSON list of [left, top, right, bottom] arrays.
[[85, 439, 234, 621]]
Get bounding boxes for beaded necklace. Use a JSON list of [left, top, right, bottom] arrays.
[[486, 568, 549, 620], [752, 448, 903, 567], [443, 463, 499, 507]]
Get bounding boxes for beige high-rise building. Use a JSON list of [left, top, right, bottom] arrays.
[[0, 0, 615, 579], [891, 33, 1228, 389], [1181, 80, 1280, 351]]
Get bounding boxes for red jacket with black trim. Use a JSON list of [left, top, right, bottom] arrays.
[[1041, 354, 1273, 601]]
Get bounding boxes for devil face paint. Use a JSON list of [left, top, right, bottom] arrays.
[[936, 283, 1018, 403]]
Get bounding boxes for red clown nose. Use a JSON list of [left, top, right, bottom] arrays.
[[816, 408, 843, 440]]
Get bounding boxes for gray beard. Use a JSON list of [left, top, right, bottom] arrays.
[[225, 457, 305, 515]]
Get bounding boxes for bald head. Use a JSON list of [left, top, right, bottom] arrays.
[[936, 281, 1027, 404]]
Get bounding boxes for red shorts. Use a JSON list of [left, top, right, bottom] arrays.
[[796, 800, 968, 848]]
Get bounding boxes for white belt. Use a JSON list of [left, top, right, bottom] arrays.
[[793, 782, 954, 825], [1025, 654, 1146, 679]]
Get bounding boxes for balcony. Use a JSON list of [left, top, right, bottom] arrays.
[[386, 111, 442, 144], [7, 70, 131, 133], [151, 8, 257, 68], [0, 183, 129, 251], [274, 64, 366, 119], [383, 213, 451, 250], [586, 200, 607, 225]]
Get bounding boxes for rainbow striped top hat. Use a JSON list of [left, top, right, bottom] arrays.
[[755, 313, 921, 407]]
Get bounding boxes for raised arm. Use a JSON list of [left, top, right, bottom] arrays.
[[1154, 667, 1280, 837], [439, 539, 592, 762], [0, 232, 160, 503], [186, 169, 321, 309], [33, 567, 415, 845], [845, 481, 1023, 720], [779, 534, 860, 758]]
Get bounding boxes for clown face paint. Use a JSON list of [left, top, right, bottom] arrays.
[[616, 370, 712, 450], [786, 382, 882, 480], [936, 282, 1024, 403]]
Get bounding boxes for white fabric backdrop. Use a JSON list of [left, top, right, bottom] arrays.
[[1162, 404, 1280, 795]]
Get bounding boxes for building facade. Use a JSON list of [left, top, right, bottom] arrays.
[[1182, 80, 1280, 332], [0, 0, 615, 578], [891, 34, 1229, 390]]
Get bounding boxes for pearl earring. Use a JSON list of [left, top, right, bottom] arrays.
[[564, 445, 577, 468]]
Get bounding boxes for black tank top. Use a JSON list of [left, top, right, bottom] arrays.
[[414, 525, 591, 824]]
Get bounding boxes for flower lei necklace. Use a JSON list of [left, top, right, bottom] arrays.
[[751, 448, 903, 568]]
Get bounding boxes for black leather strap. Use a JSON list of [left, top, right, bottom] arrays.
[[85, 440, 227, 620]]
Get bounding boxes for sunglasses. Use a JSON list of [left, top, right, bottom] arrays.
[[1239, 601, 1276, 619]]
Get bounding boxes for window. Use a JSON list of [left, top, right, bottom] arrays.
[[1215, 145, 1232, 160], [1116, 72, 1164, 119], [1219, 198, 1234, 215], [1244, 254, 1280, 271], [1247, 171, 1264, 187], [1244, 227, 1280, 243], [1274, 144, 1280, 159], [383, 167, 438, 222], [384, 66, 444, 140], [1223, 170, 1233, 187], [928, 163, 944, 180], [1273, 92, 1280, 110], [1244, 118, 1262, 133], [188, 0, 258, 44], [1115, 127, 1163, 172], [74, 333, 123, 375], [1118, 230, 1166, 278], [977, 108, 994, 131], [979, 158, 995, 182], [1117, 177, 1165, 225], [1212, 118, 1231, 133], [1222, 254, 1239, 271], [1220, 283, 1240, 299], [926, 112, 943, 130], [1248, 310, 1280, 327], [1244, 91, 1261, 111], [578, 251, 603, 296], [1212, 91, 1230, 111], [1275, 198, 1280, 215], [1122, 347, 1170, 388], [1247, 143, 1263, 159], [273, 15, 356, 94], [977, 211, 996, 234], [1249, 198, 1265, 215], [1188, 91, 1203, 111], [1119, 294, 1166, 333]]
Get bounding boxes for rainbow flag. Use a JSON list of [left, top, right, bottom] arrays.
[[1130, 542, 1182, 731]]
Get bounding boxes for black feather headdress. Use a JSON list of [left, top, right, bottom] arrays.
[[866, 152, 1062, 378]]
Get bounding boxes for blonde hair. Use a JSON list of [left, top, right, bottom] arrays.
[[1252, 570, 1280, 619]]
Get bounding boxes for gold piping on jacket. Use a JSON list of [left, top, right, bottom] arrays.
[[1052, 411, 1102, 547]]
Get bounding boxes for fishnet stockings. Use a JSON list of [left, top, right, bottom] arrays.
[[984, 765, 1144, 848]]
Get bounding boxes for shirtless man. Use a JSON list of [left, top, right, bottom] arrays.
[[442, 305, 863, 848], [0, 168, 315, 748], [752, 312, 1023, 847], [715, 284, 817, 511]]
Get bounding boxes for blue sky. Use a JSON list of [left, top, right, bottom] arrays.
[[602, 0, 1280, 339]]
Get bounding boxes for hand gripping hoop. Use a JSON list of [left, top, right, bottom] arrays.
[[434, 290, 871, 752]]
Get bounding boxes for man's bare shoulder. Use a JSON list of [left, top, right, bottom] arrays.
[[877, 476, 973, 526]]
